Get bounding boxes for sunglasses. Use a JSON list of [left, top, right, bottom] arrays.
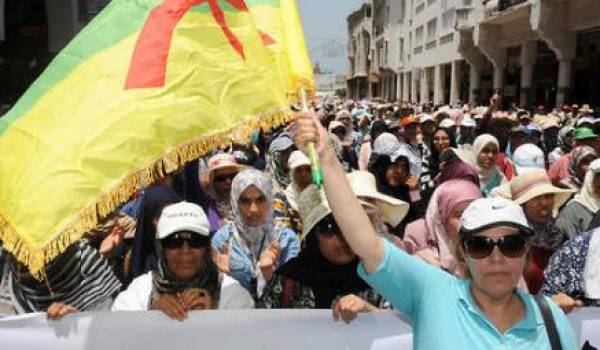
[[462, 234, 529, 259], [214, 173, 237, 183], [162, 232, 209, 250]]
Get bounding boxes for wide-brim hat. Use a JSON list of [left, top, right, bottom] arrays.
[[207, 153, 247, 174], [297, 185, 331, 240], [347, 171, 409, 227], [510, 169, 574, 214]]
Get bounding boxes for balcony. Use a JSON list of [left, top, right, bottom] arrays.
[[498, 0, 527, 11]]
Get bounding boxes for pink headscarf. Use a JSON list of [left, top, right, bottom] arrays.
[[403, 179, 482, 275]]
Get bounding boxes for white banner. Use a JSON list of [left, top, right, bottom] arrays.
[[1, 308, 600, 349], [0, 310, 412, 350]]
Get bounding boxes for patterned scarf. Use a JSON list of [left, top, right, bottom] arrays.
[[9, 242, 121, 313]]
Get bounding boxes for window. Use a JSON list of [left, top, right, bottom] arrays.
[[400, 38, 405, 62], [427, 19, 437, 42], [441, 10, 455, 34], [415, 26, 424, 45]]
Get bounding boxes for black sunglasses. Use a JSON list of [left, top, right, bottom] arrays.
[[214, 173, 237, 183], [462, 234, 529, 259], [162, 232, 209, 250]]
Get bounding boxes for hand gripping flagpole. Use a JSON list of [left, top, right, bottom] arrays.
[[300, 88, 323, 189]]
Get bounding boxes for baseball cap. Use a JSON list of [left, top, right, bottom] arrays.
[[460, 117, 477, 128], [288, 150, 310, 171], [419, 114, 435, 124], [577, 117, 595, 127], [460, 197, 532, 235], [400, 116, 419, 128], [512, 144, 545, 175], [573, 127, 598, 140], [156, 202, 210, 239], [439, 118, 456, 129]]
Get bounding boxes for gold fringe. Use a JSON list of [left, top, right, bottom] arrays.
[[0, 108, 292, 280]]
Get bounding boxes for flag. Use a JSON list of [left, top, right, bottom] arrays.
[[0, 0, 291, 277], [247, 0, 315, 101]]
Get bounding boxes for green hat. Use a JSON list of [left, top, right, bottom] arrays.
[[573, 127, 598, 140]]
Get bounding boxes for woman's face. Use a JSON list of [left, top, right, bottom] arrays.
[[522, 193, 554, 225], [577, 155, 596, 180], [385, 158, 410, 187], [477, 143, 498, 170], [213, 167, 238, 200], [433, 129, 451, 153], [443, 201, 473, 245], [317, 230, 356, 265], [464, 227, 528, 300], [293, 165, 312, 191], [238, 185, 268, 227], [163, 232, 208, 281], [279, 147, 295, 172]]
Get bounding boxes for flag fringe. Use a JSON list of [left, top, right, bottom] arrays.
[[0, 108, 292, 280]]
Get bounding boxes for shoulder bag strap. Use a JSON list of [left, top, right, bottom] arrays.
[[533, 294, 562, 350]]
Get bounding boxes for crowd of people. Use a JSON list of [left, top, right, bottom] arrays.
[[2, 94, 600, 348]]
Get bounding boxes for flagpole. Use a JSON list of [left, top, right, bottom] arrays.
[[299, 88, 323, 189]]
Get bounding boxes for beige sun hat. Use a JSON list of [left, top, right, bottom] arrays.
[[206, 153, 247, 173], [510, 169, 574, 214], [347, 171, 409, 227], [297, 185, 331, 239]]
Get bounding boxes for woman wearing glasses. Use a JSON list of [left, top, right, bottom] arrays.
[[294, 111, 576, 349], [112, 202, 254, 320]]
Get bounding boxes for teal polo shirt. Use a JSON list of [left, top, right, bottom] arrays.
[[358, 239, 577, 349]]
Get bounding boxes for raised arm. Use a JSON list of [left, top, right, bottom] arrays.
[[294, 112, 384, 272]]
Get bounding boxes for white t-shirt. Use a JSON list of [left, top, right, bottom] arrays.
[[111, 272, 254, 311]]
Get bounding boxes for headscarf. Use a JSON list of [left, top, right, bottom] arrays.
[[568, 146, 597, 189], [130, 186, 180, 279], [411, 180, 482, 275], [8, 242, 121, 313], [558, 126, 575, 153], [438, 159, 480, 187], [151, 235, 220, 306], [268, 132, 295, 190], [277, 217, 370, 308], [335, 110, 354, 144], [231, 169, 285, 297], [473, 134, 507, 196], [574, 158, 600, 214]]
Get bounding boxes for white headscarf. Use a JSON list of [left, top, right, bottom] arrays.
[[473, 134, 507, 194], [230, 169, 279, 262], [573, 158, 600, 214]]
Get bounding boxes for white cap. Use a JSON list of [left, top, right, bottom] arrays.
[[461, 117, 477, 128], [419, 114, 435, 124], [512, 144, 545, 176], [460, 197, 531, 235], [439, 118, 456, 129], [527, 123, 542, 133], [156, 202, 210, 239], [288, 150, 310, 171], [577, 117, 595, 127]]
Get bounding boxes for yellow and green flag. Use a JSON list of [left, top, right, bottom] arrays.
[[247, 0, 315, 100], [0, 0, 312, 277]]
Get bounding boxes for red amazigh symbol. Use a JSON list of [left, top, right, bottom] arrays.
[[125, 0, 275, 89]]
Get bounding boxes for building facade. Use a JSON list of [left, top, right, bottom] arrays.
[[0, 0, 111, 106], [348, 0, 600, 108]]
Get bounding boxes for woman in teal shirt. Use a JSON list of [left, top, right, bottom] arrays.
[[294, 111, 577, 350]]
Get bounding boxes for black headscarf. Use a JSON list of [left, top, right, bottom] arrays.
[[151, 237, 221, 306], [130, 186, 180, 279], [276, 217, 370, 308]]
